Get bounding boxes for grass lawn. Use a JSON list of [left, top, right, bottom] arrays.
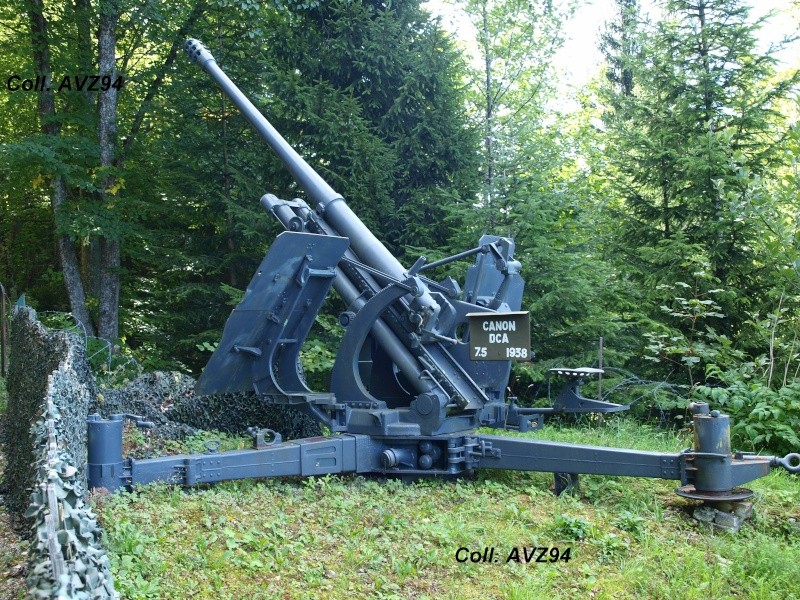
[[92, 418, 800, 599]]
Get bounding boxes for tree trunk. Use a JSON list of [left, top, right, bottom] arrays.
[[97, 0, 121, 341], [96, 0, 207, 341], [74, 0, 100, 298], [481, 0, 495, 228], [26, 0, 95, 336], [98, 237, 120, 341]]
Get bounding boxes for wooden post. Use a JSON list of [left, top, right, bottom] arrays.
[[598, 337, 604, 401]]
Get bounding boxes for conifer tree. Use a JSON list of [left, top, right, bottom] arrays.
[[599, 0, 800, 335]]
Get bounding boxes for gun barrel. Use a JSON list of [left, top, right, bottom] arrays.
[[186, 39, 443, 398], [185, 39, 340, 208], [184, 39, 415, 288]]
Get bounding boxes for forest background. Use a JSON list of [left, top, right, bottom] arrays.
[[1, 0, 799, 455]]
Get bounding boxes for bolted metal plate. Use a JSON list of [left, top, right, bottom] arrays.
[[675, 485, 754, 502], [196, 232, 348, 396]]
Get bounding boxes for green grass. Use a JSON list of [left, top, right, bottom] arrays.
[[0, 376, 7, 414], [122, 426, 252, 459], [92, 418, 800, 600]]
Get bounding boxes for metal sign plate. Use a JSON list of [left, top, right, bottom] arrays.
[[466, 311, 531, 361]]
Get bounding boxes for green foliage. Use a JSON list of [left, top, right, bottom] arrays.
[[596, 0, 800, 334], [458, 0, 572, 233], [612, 510, 645, 536], [0, 154, 64, 308], [122, 425, 251, 460], [93, 421, 800, 598], [447, 0, 633, 372], [195, 341, 217, 353], [266, 0, 480, 250], [573, 0, 800, 442], [300, 313, 342, 390], [38, 311, 144, 387], [103, 519, 163, 599], [176, 430, 250, 454], [552, 514, 594, 541], [695, 372, 800, 456], [642, 261, 729, 385]]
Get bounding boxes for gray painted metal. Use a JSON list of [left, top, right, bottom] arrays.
[[129, 436, 367, 488], [548, 368, 628, 414], [89, 38, 791, 505], [87, 407, 799, 495], [261, 194, 431, 400], [86, 414, 124, 492], [195, 232, 348, 397], [184, 38, 526, 436]]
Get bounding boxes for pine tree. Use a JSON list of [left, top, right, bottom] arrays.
[[599, 0, 639, 99], [599, 0, 800, 335], [264, 0, 480, 253]]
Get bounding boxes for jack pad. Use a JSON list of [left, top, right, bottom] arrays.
[[675, 485, 753, 502]]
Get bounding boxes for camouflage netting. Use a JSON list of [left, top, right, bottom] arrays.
[[90, 372, 198, 442], [25, 402, 117, 599], [4, 307, 95, 519], [169, 386, 321, 440], [91, 371, 321, 442], [3, 307, 321, 598], [3, 307, 116, 598]]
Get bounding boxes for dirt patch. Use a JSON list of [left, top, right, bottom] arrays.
[[0, 513, 26, 600], [0, 443, 28, 600]]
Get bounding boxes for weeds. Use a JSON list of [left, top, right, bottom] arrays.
[[92, 419, 800, 599], [552, 514, 594, 541]]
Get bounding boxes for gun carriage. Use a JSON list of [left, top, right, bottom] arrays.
[[87, 39, 800, 506]]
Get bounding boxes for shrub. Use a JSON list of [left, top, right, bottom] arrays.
[[695, 369, 800, 456]]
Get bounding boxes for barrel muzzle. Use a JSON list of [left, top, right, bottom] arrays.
[[184, 38, 216, 69]]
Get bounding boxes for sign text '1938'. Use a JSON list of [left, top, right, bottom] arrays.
[[467, 311, 531, 362]]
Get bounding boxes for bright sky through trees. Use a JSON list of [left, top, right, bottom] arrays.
[[424, 0, 800, 98]]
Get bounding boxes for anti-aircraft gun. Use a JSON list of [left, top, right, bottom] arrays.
[[87, 39, 800, 506]]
